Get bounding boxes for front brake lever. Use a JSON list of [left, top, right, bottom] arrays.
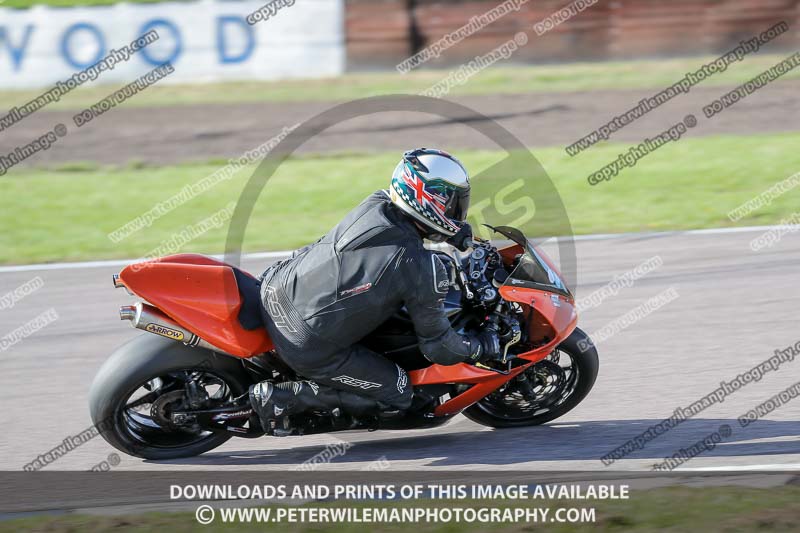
[[474, 360, 513, 375], [501, 324, 522, 364]]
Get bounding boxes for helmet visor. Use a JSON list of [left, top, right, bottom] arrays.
[[425, 179, 470, 225]]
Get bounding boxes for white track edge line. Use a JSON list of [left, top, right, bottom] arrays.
[[0, 224, 782, 274]]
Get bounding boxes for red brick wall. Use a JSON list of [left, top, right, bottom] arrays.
[[345, 0, 800, 69], [346, 0, 411, 69]]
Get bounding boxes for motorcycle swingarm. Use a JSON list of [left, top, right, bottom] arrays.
[[170, 405, 370, 438], [170, 406, 264, 438]]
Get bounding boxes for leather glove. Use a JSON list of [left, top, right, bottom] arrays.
[[469, 327, 501, 363], [447, 222, 473, 252]]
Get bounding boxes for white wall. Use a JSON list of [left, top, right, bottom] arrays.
[[0, 0, 344, 89]]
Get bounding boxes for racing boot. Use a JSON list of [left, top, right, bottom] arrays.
[[249, 380, 384, 436]]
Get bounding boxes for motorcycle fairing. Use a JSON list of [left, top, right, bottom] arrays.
[[119, 238, 576, 417], [411, 282, 577, 416], [118, 254, 273, 357]]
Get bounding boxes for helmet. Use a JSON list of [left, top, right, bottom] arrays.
[[389, 148, 470, 239]]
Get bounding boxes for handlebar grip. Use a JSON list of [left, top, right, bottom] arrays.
[[447, 224, 473, 252]]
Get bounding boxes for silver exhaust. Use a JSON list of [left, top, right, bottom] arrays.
[[119, 305, 137, 321], [112, 274, 134, 295], [119, 302, 230, 354]]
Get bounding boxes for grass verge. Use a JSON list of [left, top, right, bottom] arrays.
[[1, 132, 798, 264], [1, 486, 800, 532], [2, 0, 177, 7], [0, 54, 798, 109]]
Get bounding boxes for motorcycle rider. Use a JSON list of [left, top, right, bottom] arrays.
[[250, 148, 503, 435]]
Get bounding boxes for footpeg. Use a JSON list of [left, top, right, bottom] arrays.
[[267, 416, 296, 437]]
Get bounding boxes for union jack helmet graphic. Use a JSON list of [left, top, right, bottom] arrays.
[[389, 148, 470, 238]]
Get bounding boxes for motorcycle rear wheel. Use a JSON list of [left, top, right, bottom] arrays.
[[89, 334, 251, 460], [462, 327, 598, 428]]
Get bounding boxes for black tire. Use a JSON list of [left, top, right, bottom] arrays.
[[462, 327, 599, 428], [89, 334, 251, 460]]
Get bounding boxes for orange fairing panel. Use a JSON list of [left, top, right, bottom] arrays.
[[408, 361, 530, 417], [119, 254, 272, 357], [139, 253, 235, 268], [410, 287, 578, 417], [500, 286, 577, 351], [409, 362, 513, 385]]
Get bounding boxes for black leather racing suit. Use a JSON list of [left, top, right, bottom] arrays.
[[259, 190, 481, 411]]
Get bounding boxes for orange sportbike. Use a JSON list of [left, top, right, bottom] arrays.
[[90, 225, 599, 459]]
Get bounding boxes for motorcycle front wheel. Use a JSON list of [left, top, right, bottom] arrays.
[[462, 327, 599, 428], [89, 334, 251, 460]]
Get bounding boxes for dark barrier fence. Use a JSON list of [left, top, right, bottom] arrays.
[[346, 0, 800, 69]]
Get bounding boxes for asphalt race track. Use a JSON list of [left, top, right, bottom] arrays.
[[4, 81, 799, 166], [1, 228, 799, 472]]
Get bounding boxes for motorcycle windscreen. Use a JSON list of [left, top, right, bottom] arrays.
[[488, 225, 571, 297]]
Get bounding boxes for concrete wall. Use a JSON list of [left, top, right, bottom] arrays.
[[0, 0, 345, 88]]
